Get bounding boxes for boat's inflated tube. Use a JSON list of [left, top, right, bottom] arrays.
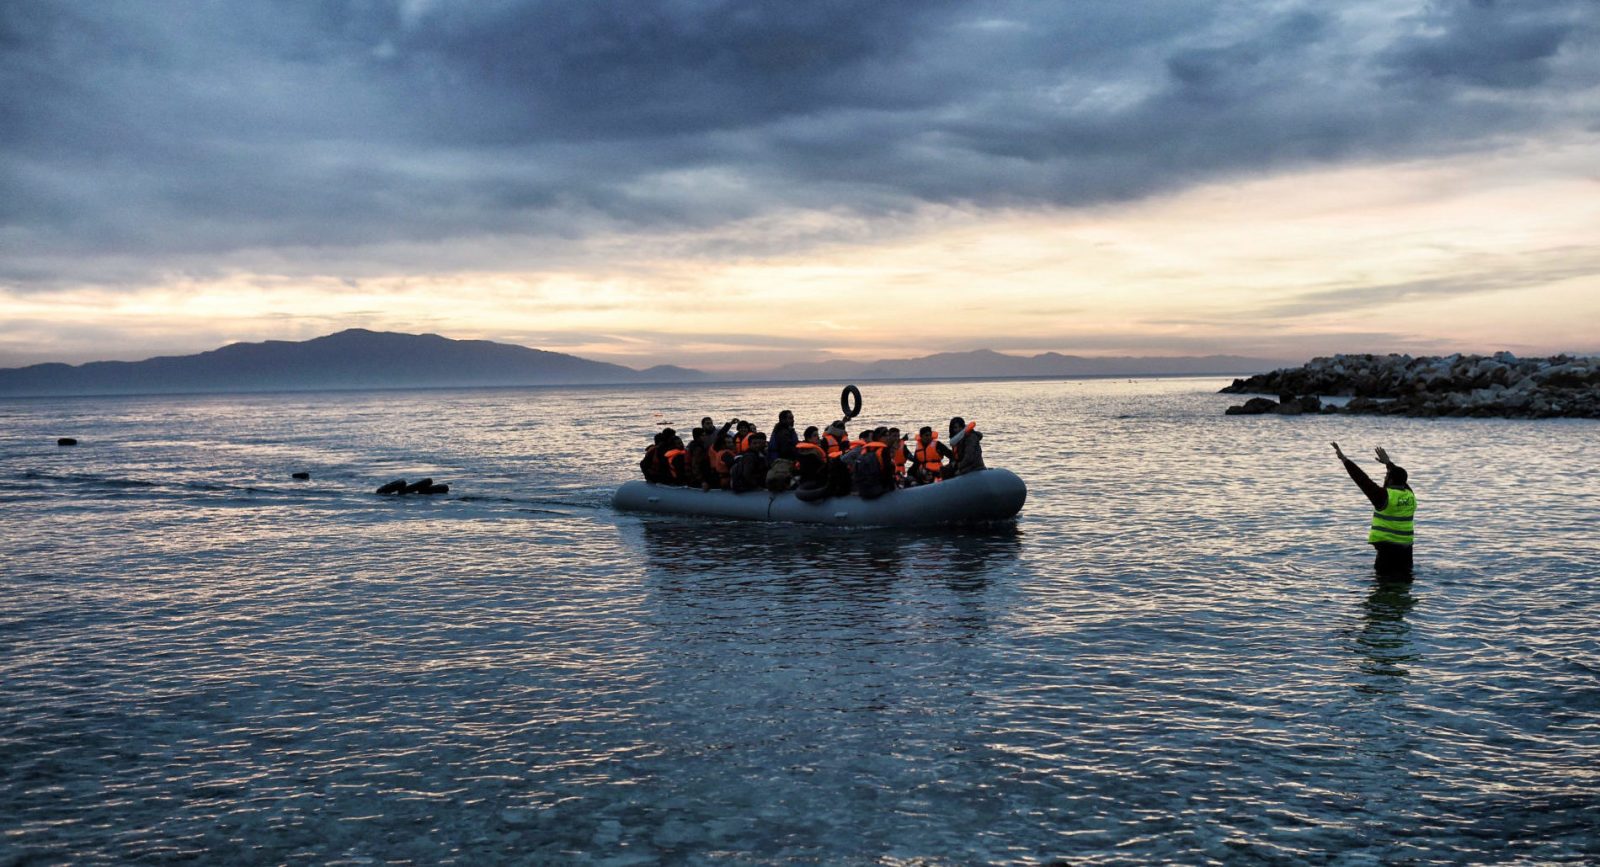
[[613, 467, 1026, 527]]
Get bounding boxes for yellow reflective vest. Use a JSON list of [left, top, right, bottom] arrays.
[[1369, 488, 1416, 545]]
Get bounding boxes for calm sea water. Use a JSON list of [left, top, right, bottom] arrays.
[[2, 378, 1597, 865]]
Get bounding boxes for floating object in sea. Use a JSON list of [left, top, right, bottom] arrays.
[[291, 472, 311, 480], [57, 437, 77, 446], [376, 477, 450, 496], [613, 468, 1026, 527]]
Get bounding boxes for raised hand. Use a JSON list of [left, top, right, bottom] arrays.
[[1331, 441, 1346, 460], [1375, 447, 1391, 465]]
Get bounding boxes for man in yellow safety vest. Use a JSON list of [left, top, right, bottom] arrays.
[[1333, 442, 1415, 580]]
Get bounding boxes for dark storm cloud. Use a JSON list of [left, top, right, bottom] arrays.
[[1382, 0, 1585, 89], [2, 0, 1598, 287]]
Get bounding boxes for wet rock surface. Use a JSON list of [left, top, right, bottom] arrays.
[[1222, 353, 1600, 418]]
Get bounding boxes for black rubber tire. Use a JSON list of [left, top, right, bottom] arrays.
[[840, 384, 862, 419], [794, 481, 830, 502]]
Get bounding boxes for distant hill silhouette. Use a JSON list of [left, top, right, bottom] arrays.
[[0, 329, 709, 396], [746, 349, 1287, 381], [0, 330, 1288, 397]]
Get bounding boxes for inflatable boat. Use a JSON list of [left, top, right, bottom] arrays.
[[612, 467, 1026, 527]]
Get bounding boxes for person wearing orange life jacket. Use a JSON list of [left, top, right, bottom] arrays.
[[729, 432, 769, 493], [639, 429, 674, 483], [843, 429, 892, 499], [909, 425, 953, 485], [873, 427, 901, 484], [793, 426, 829, 486], [884, 427, 912, 487], [821, 422, 854, 495], [705, 437, 733, 489], [821, 422, 851, 460], [660, 433, 690, 486], [733, 420, 757, 455], [703, 420, 736, 489], [945, 416, 985, 478]]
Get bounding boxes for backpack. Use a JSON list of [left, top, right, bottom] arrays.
[[730, 453, 767, 493], [765, 458, 795, 492], [846, 449, 888, 500]]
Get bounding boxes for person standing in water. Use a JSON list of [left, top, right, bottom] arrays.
[[1333, 442, 1415, 580]]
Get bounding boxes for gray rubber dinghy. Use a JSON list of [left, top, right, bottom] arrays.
[[613, 468, 1026, 527]]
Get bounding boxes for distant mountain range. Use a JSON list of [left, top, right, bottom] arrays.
[[0, 329, 1287, 396], [0, 329, 703, 396]]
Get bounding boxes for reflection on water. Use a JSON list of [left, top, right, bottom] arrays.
[[1355, 581, 1418, 687], [3, 381, 1599, 863], [628, 518, 1022, 589], [627, 519, 1023, 646]]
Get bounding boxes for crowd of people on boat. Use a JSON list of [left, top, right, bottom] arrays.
[[639, 411, 985, 500]]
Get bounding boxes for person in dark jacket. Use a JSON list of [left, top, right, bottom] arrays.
[[686, 427, 710, 489], [842, 434, 892, 499], [946, 417, 985, 477], [640, 429, 674, 483], [729, 432, 770, 493], [1333, 442, 1416, 580], [768, 410, 798, 461]]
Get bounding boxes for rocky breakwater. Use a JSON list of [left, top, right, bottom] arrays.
[[1221, 353, 1600, 418]]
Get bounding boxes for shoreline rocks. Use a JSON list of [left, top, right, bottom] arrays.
[[1221, 353, 1600, 418]]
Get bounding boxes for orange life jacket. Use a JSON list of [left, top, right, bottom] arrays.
[[663, 448, 687, 479], [859, 440, 887, 467], [735, 432, 752, 454], [708, 446, 732, 477], [822, 433, 846, 459], [915, 434, 942, 475], [795, 441, 826, 462], [889, 442, 908, 475]]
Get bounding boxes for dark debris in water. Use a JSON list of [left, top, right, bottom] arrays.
[[375, 478, 450, 496]]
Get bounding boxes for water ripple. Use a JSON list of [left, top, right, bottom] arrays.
[[1, 381, 1597, 863]]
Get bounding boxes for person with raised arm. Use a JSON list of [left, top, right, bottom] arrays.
[[946, 417, 985, 478], [1333, 442, 1416, 580]]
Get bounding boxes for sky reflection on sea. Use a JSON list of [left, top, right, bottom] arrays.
[[1, 378, 1597, 863]]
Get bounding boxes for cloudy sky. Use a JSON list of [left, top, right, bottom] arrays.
[[3, 0, 1598, 370]]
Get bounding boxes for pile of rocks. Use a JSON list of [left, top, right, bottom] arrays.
[[1221, 352, 1600, 418]]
